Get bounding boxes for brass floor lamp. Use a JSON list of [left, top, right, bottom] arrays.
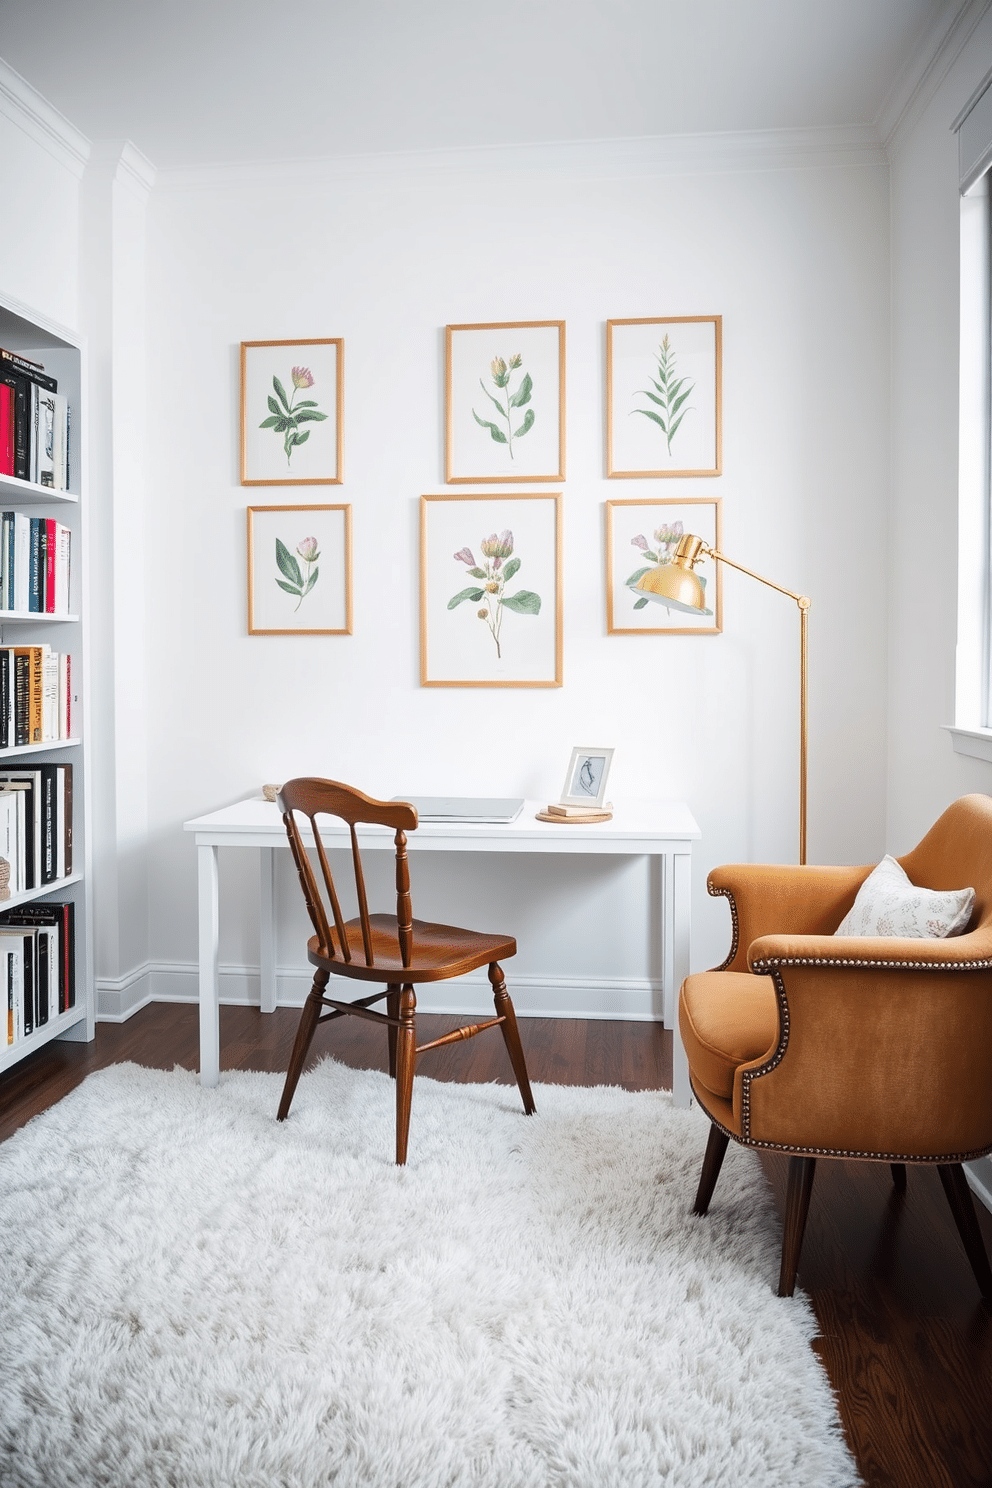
[[630, 533, 811, 865]]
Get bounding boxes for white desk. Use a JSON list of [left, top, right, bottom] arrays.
[[183, 797, 700, 1105]]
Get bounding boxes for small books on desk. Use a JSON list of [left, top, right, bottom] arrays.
[[394, 796, 525, 824], [536, 801, 614, 823]]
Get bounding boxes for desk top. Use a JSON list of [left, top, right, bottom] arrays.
[[185, 796, 700, 854]]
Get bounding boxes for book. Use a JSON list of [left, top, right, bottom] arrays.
[[0, 372, 29, 480], [13, 644, 45, 743], [0, 381, 13, 477], [0, 925, 34, 1037], [54, 522, 71, 613], [0, 934, 24, 1044], [36, 393, 56, 488], [0, 347, 56, 391], [546, 802, 614, 817], [58, 651, 71, 739], [27, 518, 42, 611]]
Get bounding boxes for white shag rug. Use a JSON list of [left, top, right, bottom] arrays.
[[0, 1061, 860, 1488]]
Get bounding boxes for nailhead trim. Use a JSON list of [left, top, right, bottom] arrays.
[[707, 882, 739, 970], [751, 955, 992, 972]]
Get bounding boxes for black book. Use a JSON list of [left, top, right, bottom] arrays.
[[0, 348, 57, 393], [0, 649, 9, 750]]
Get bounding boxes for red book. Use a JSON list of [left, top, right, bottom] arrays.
[[44, 518, 56, 613], [0, 383, 14, 476]]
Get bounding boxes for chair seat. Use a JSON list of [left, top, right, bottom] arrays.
[[309, 913, 518, 983], [679, 970, 779, 1101]]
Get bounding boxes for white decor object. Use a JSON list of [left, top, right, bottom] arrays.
[[835, 855, 975, 939], [0, 1062, 859, 1488]]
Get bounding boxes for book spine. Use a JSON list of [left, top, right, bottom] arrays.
[[0, 649, 8, 751], [37, 394, 56, 488], [44, 518, 56, 612], [63, 763, 73, 875], [0, 383, 13, 477], [28, 519, 41, 612], [13, 652, 29, 746]]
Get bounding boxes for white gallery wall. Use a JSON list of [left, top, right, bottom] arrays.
[[137, 138, 890, 1014]]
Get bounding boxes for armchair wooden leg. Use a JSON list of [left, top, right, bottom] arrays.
[[890, 1163, 907, 1191], [394, 984, 417, 1166], [779, 1155, 817, 1298], [277, 968, 328, 1121], [693, 1124, 730, 1215], [489, 962, 536, 1116], [386, 984, 399, 1079], [937, 1163, 992, 1304]]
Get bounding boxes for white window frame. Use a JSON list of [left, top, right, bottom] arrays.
[[948, 72, 992, 760]]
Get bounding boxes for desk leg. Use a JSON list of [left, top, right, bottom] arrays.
[[197, 842, 221, 1088], [259, 847, 276, 1013], [670, 846, 693, 1109]]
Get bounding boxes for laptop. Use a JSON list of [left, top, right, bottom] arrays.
[[392, 795, 525, 824]]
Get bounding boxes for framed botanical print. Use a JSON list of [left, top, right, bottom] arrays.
[[445, 321, 565, 483], [247, 504, 352, 635], [241, 338, 343, 485], [606, 316, 721, 478], [606, 496, 722, 634], [420, 492, 562, 686]]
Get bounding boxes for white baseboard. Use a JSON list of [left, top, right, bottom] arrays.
[[97, 961, 667, 1024]]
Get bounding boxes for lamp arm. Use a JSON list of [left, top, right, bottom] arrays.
[[699, 544, 811, 613]]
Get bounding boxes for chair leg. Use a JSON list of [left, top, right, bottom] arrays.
[[891, 1162, 908, 1191], [779, 1155, 817, 1298], [693, 1124, 730, 1215], [394, 983, 417, 1166], [937, 1163, 992, 1303], [489, 962, 536, 1116], [386, 984, 400, 1078], [277, 967, 328, 1121]]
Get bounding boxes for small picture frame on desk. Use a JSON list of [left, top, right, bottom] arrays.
[[560, 746, 614, 809]]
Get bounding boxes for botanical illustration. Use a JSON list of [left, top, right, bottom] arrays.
[[448, 530, 541, 658], [625, 519, 706, 612], [632, 335, 694, 454], [259, 366, 328, 468], [472, 354, 534, 460], [275, 534, 320, 612]]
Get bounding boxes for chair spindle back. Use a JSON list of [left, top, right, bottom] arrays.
[[277, 778, 419, 968]]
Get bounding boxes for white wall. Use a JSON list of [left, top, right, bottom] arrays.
[[136, 138, 891, 1012]]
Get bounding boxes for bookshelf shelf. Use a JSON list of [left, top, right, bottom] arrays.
[[1, 289, 92, 1066]]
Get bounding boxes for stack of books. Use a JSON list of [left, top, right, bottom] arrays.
[[0, 347, 69, 490], [0, 511, 72, 613], [1, 899, 76, 1043], [537, 801, 613, 823], [0, 762, 73, 894]]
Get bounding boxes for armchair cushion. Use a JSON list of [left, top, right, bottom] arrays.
[[679, 971, 779, 1100], [834, 854, 975, 939]]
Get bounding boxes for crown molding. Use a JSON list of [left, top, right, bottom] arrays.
[[87, 139, 157, 196], [0, 57, 90, 177], [153, 124, 887, 196], [878, 0, 992, 152]]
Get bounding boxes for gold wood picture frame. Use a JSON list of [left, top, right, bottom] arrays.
[[421, 492, 562, 687], [606, 496, 723, 635], [445, 321, 565, 483], [241, 338, 343, 486], [247, 504, 353, 635], [606, 316, 722, 478]]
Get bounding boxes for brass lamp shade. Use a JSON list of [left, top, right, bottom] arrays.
[[629, 533, 713, 616]]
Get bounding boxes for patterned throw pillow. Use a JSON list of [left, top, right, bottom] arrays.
[[835, 855, 975, 938]]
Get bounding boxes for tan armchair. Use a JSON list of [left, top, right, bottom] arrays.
[[679, 793, 992, 1300]]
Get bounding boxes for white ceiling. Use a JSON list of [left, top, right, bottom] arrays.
[[0, 0, 960, 170]]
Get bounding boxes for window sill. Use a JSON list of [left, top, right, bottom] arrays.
[[945, 725, 992, 762]]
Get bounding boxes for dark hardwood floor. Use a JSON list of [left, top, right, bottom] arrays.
[[2, 1004, 991, 1488]]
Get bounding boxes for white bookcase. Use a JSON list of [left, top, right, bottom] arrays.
[[0, 291, 93, 1070]]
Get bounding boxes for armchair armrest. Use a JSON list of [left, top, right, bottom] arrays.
[[733, 929, 992, 1158], [708, 862, 870, 971]]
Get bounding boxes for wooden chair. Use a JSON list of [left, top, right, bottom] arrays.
[[679, 794, 992, 1301], [276, 777, 536, 1162]]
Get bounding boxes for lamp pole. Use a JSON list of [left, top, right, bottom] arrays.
[[696, 544, 810, 866]]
